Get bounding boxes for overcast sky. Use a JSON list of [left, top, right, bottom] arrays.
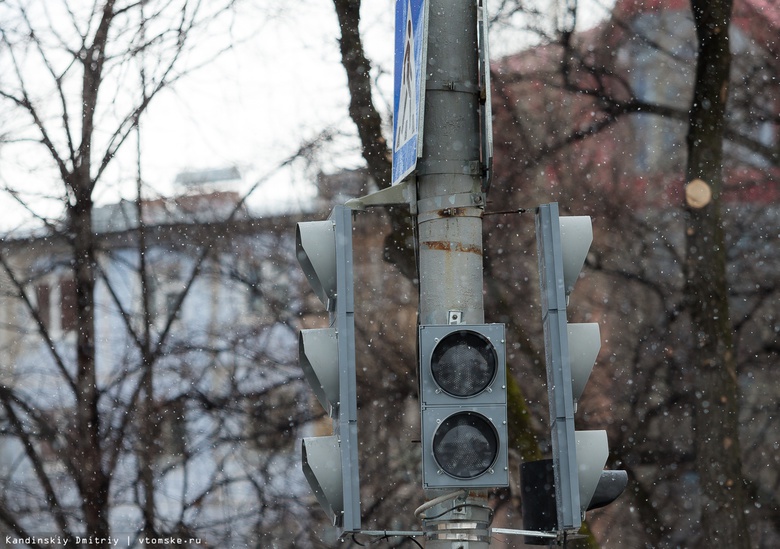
[[130, 0, 397, 215], [0, 0, 614, 228], [130, 0, 615, 210]]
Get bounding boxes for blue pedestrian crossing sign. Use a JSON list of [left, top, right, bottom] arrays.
[[392, 0, 427, 186]]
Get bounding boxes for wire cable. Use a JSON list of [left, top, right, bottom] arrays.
[[483, 207, 529, 216], [413, 489, 468, 518]]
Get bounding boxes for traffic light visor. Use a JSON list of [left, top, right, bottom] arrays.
[[296, 220, 337, 308], [301, 436, 344, 527], [299, 328, 339, 416], [559, 216, 593, 296]]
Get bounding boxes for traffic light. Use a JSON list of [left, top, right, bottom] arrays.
[[531, 202, 626, 534], [419, 324, 509, 489], [296, 205, 360, 534]]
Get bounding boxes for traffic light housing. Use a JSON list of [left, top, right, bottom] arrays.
[[297, 206, 360, 534], [419, 324, 509, 489], [532, 203, 626, 535]]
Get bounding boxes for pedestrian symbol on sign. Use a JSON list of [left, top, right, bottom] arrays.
[[395, 2, 417, 151], [392, 0, 426, 186]]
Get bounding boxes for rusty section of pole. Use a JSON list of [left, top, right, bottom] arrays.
[[416, 0, 484, 327]]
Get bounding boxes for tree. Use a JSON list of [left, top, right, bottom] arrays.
[[332, 0, 417, 280], [487, 0, 779, 546], [329, 0, 780, 547], [0, 190, 317, 546], [684, 0, 750, 544], [0, 1, 430, 546], [0, 1, 286, 545]]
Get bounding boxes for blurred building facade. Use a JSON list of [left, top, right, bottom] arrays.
[[0, 185, 301, 546], [0, 165, 420, 547]]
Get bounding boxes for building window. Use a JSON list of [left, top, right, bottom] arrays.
[[159, 400, 187, 458], [35, 283, 51, 330], [165, 290, 183, 321], [60, 278, 77, 332], [247, 289, 266, 316]]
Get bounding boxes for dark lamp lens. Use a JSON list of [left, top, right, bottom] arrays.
[[431, 331, 497, 397], [432, 412, 499, 479]]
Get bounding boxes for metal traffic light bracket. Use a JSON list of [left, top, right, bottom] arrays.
[[344, 178, 418, 214]]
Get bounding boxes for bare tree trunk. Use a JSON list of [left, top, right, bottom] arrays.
[[0, 1, 263, 544], [134, 116, 159, 539], [333, 0, 391, 187], [685, 1, 749, 546], [69, 188, 111, 544], [331, 0, 417, 279], [68, 4, 114, 542]]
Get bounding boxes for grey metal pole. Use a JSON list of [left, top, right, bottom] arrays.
[[417, 0, 483, 326], [416, 0, 491, 546]]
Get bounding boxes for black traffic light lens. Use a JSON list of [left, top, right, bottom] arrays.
[[431, 330, 497, 397], [432, 411, 499, 479]]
